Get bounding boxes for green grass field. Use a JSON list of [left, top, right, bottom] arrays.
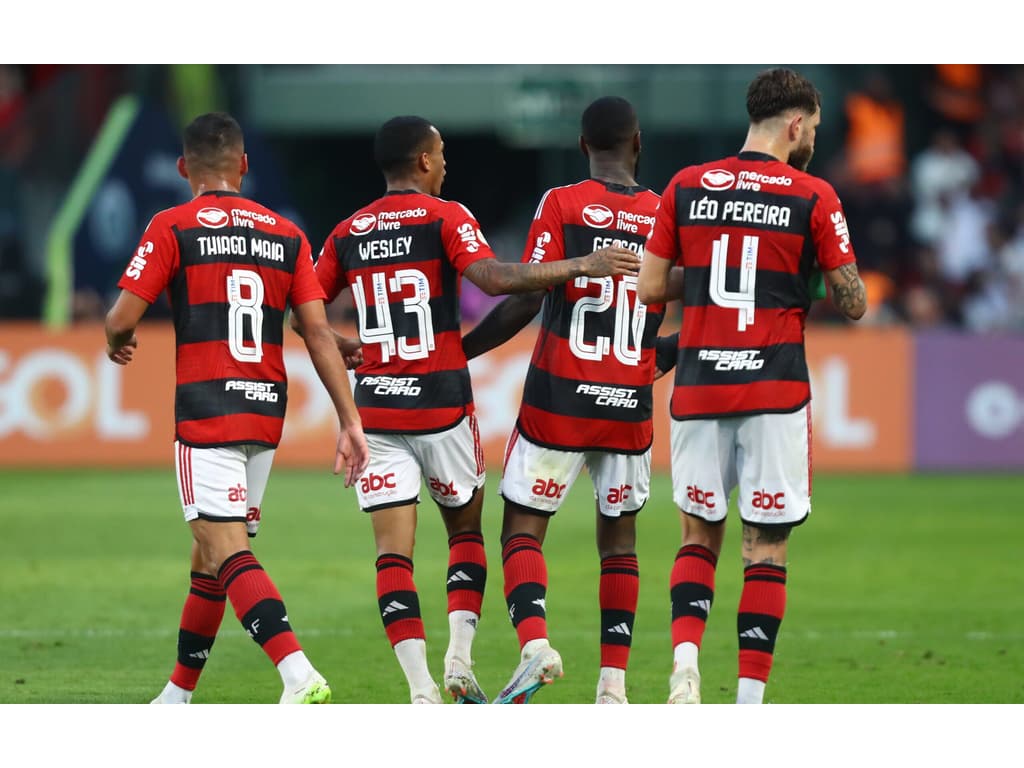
[[1, 468, 1022, 704]]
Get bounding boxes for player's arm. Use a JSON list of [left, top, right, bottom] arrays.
[[462, 246, 640, 296], [462, 290, 544, 360], [292, 298, 369, 487], [288, 302, 363, 369], [104, 290, 150, 365], [654, 331, 680, 380], [637, 248, 678, 305], [824, 262, 867, 320]]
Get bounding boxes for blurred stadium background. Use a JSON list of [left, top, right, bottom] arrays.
[[1, 64, 1022, 705]]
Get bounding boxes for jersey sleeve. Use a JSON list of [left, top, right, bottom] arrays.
[[809, 180, 857, 271], [289, 231, 328, 307], [116, 210, 179, 303], [520, 188, 566, 265], [312, 229, 346, 303], [441, 202, 497, 273], [644, 176, 680, 262]]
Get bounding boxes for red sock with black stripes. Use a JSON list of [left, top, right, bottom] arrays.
[[218, 551, 302, 665], [169, 572, 226, 692], [446, 532, 486, 663], [502, 534, 548, 650], [670, 544, 718, 663], [377, 554, 436, 697], [376, 553, 424, 646], [737, 563, 787, 703], [599, 554, 639, 671]]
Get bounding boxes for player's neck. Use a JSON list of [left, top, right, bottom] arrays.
[[386, 177, 430, 195], [739, 130, 787, 163], [191, 177, 242, 197], [589, 161, 636, 187]]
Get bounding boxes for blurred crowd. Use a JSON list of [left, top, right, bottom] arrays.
[[812, 65, 1024, 332], [2, 64, 1023, 333]]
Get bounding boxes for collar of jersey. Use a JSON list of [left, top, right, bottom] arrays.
[[197, 190, 243, 197], [736, 151, 780, 163]]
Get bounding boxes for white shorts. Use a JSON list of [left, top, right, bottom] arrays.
[[175, 440, 274, 537], [499, 428, 651, 518], [356, 415, 486, 512], [669, 405, 811, 527]]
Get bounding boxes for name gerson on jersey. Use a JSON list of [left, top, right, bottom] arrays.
[[646, 152, 857, 420], [313, 190, 493, 434], [517, 179, 665, 454], [117, 190, 325, 447]]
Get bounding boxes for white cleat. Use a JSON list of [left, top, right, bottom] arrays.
[[411, 683, 443, 704], [444, 656, 488, 703], [150, 693, 191, 704], [494, 644, 563, 704], [595, 688, 628, 704], [667, 666, 701, 704], [280, 672, 332, 704]]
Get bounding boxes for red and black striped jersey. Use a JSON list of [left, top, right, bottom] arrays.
[[646, 152, 857, 419], [117, 191, 325, 447], [516, 179, 665, 454], [315, 190, 493, 434]]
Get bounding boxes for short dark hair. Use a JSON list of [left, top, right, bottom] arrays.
[[746, 68, 821, 124], [374, 116, 437, 176], [581, 96, 638, 151], [182, 112, 244, 170]]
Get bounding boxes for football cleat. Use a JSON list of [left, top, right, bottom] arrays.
[[595, 688, 628, 704], [444, 656, 488, 704], [280, 672, 332, 704], [493, 644, 563, 704], [667, 665, 701, 704], [411, 683, 443, 704]]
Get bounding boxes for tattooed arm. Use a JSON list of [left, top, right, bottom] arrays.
[[824, 262, 867, 321]]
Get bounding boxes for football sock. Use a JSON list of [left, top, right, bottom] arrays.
[[276, 649, 316, 690], [445, 531, 486, 661], [169, 571, 226, 691], [376, 554, 424, 646], [218, 551, 301, 665], [737, 677, 767, 704], [737, 562, 787, 697], [153, 680, 192, 704], [599, 553, 639, 670], [502, 534, 548, 649], [394, 638, 436, 693], [446, 531, 487, 614], [597, 666, 626, 697], [670, 544, 717, 659], [446, 610, 478, 664]]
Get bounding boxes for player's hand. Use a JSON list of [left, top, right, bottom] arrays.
[[579, 247, 641, 279], [106, 335, 138, 365], [337, 336, 363, 369], [333, 423, 370, 488]]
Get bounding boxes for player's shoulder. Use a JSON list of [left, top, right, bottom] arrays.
[[236, 196, 307, 238], [530, 181, 591, 219]]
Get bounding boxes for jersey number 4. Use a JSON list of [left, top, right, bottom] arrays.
[[352, 268, 436, 362], [709, 233, 758, 331]]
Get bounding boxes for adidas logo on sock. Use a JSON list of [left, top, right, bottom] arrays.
[[607, 622, 631, 636], [689, 599, 711, 613], [740, 626, 769, 641], [532, 598, 546, 612], [447, 570, 473, 584], [188, 649, 210, 660], [382, 600, 410, 616]]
